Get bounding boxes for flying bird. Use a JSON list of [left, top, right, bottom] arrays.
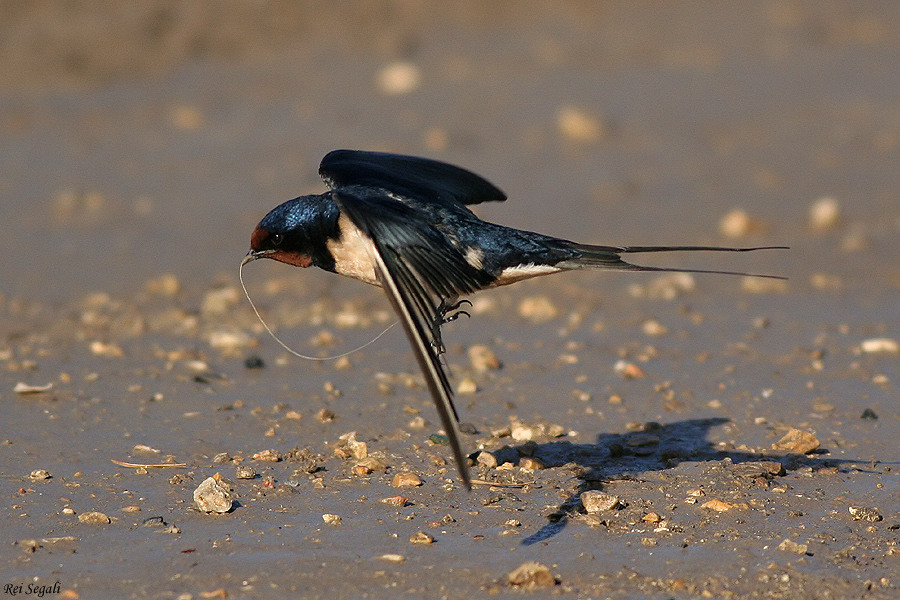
[[244, 149, 786, 489]]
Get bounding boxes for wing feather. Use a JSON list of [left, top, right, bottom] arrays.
[[320, 149, 506, 207], [333, 188, 492, 489]]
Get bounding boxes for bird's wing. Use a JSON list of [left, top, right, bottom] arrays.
[[333, 187, 495, 490], [320, 149, 506, 207]]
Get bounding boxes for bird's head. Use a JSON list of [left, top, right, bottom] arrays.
[[245, 194, 340, 269]]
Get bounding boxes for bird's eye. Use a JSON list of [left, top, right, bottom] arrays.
[[270, 233, 284, 247]]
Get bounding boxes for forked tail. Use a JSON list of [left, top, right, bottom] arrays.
[[559, 244, 789, 279]]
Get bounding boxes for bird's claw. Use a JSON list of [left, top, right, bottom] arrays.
[[441, 299, 472, 324], [442, 310, 470, 324], [431, 299, 473, 355]]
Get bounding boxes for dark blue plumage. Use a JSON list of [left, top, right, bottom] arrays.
[[246, 149, 787, 489]]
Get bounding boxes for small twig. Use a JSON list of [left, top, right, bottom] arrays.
[[470, 478, 535, 488], [111, 459, 187, 468]]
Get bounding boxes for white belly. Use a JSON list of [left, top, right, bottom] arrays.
[[327, 214, 380, 286], [492, 263, 562, 286]]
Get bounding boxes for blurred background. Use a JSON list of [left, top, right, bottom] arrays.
[[0, 1, 897, 302], [1, 5, 897, 596]]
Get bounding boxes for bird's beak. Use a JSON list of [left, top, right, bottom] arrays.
[[241, 249, 273, 266]]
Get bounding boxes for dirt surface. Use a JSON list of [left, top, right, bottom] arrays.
[[1, 2, 898, 599]]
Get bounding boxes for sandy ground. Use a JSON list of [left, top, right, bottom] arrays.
[[1, 2, 898, 599]]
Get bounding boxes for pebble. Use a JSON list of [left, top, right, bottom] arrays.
[[557, 353, 579, 364], [641, 319, 668, 336], [378, 553, 406, 563], [375, 61, 421, 95], [14, 382, 53, 394], [581, 491, 620, 513], [449, 422, 470, 436], [810, 272, 843, 291], [628, 272, 695, 300], [193, 474, 234, 513], [519, 457, 544, 470], [490, 425, 512, 438], [428, 433, 449, 446], [201, 286, 240, 316], [468, 344, 501, 371], [777, 538, 809, 554], [310, 330, 336, 347], [808, 196, 841, 230], [457, 377, 478, 395], [353, 457, 387, 475], [379, 495, 408, 507], [517, 296, 559, 322], [556, 106, 606, 144], [701, 499, 748, 512], [185, 360, 209, 372], [77, 511, 111, 525], [573, 389, 591, 402], [771, 428, 820, 454], [719, 208, 754, 238], [251, 449, 281, 462], [860, 408, 878, 420], [338, 431, 368, 460], [848, 506, 882, 522], [475, 451, 498, 469], [614, 360, 646, 379], [208, 328, 254, 352], [860, 337, 899, 354], [391, 472, 423, 488], [316, 408, 336, 423], [730, 461, 785, 478], [235, 466, 256, 479], [510, 423, 535, 442], [409, 530, 434, 544], [89, 341, 124, 357], [141, 516, 166, 528], [407, 415, 427, 430], [507, 561, 557, 588], [333, 309, 363, 329], [144, 273, 180, 296], [243, 355, 265, 369], [322, 513, 342, 526], [323, 381, 341, 397]]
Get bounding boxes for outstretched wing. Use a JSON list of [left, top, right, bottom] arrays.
[[333, 187, 495, 490], [320, 149, 507, 208]]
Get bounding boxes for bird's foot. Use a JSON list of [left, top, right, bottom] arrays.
[[441, 299, 472, 325], [430, 299, 473, 355]]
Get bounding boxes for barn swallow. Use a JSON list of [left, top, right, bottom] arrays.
[[244, 149, 786, 490]]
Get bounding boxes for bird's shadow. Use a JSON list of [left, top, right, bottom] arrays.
[[468, 417, 862, 546]]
